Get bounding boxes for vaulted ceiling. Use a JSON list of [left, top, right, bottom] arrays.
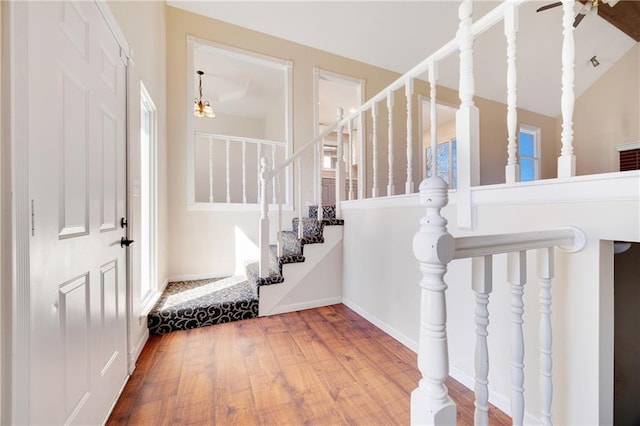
[[170, 1, 638, 118]]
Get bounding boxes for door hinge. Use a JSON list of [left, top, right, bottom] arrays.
[[31, 199, 35, 236]]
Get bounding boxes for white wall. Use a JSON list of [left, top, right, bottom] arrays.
[[342, 172, 639, 425], [106, 0, 168, 362]]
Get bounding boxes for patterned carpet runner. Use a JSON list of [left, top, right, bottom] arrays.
[[147, 205, 342, 334]]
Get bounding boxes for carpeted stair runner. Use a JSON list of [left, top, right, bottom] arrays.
[[148, 205, 343, 334]]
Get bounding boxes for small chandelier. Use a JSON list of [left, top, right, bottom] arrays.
[[194, 70, 215, 118]]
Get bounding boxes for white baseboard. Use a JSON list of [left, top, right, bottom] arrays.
[[266, 296, 342, 316], [167, 272, 231, 282], [449, 365, 538, 424], [341, 297, 418, 352], [128, 328, 149, 374]]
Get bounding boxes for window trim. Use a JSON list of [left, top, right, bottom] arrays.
[[519, 124, 541, 182]]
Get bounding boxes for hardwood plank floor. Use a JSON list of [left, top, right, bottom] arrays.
[[107, 304, 510, 425]]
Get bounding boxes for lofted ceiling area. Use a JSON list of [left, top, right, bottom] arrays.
[[171, 0, 638, 120]]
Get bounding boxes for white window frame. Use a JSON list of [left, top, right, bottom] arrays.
[[139, 82, 158, 306], [185, 36, 294, 211], [519, 124, 541, 181]]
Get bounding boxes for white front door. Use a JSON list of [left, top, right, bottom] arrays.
[[27, 1, 128, 424]]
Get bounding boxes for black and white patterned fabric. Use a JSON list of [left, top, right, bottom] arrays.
[[308, 204, 337, 219], [147, 277, 258, 335], [149, 204, 346, 335]]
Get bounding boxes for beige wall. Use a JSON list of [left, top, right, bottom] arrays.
[[417, 84, 558, 185], [166, 6, 410, 277], [107, 0, 168, 353], [570, 44, 640, 175]]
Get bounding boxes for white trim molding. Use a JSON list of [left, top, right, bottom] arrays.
[[615, 141, 640, 152]]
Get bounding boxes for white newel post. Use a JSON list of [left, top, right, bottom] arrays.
[[411, 177, 456, 425], [456, 0, 480, 230], [259, 158, 270, 277], [335, 108, 345, 218], [472, 255, 493, 426], [538, 247, 555, 425], [406, 78, 415, 194], [277, 174, 283, 257], [508, 250, 527, 426], [558, 0, 576, 177], [372, 102, 380, 198], [505, 3, 520, 183], [387, 92, 395, 196]]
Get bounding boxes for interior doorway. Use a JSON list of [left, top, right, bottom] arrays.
[[613, 241, 640, 425], [313, 69, 364, 204]]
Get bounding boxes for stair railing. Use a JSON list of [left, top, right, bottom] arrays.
[[411, 176, 585, 425], [190, 132, 286, 206], [259, 0, 579, 277]]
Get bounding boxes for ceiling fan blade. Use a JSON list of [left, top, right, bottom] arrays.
[[536, 2, 562, 12], [573, 1, 593, 27], [573, 12, 588, 27]]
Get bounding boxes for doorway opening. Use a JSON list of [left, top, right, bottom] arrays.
[[314, 69, 364, 204]]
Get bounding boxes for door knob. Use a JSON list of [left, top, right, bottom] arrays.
[[120, 237, 134, 247]]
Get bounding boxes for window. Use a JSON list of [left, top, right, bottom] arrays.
[[426, 138, 457, 189], [140, 83, 157, 304], [519, 126, 540, 182], [619, 148, 640, 171]]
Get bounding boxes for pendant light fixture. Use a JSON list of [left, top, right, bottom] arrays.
[[194, 70, 216, 118]]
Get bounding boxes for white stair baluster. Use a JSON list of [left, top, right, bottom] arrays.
[[558, 0, 576, 177], [297, 157, 303, 239], [225, 138, 231, 203], [387, 92, 395, 196], [257, 142, 262, 203], [508, 250, 527, 426], [411, 176, 456, 425], [505, 3, 520, 183], [271, 145, 277, 204], [472, 255, 493, 426], [259, 158, 269, 277], [242, 140, 247, 204], [318, 138, 324, 221], [456, 0, 480, 230], [372, 103, 379, 198], [335, 107, 344, 219], [405, 78, 414, 194], [348, 119, 354, 201], [358, 111, 365, 200], [277, 173, 283, 257], [538, 247, 555, 425], [208, 136, 214, 203], [429, 61, 438, 178]]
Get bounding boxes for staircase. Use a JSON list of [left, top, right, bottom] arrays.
[[247, 204, 344, 316], [148, 205, 343, 334]]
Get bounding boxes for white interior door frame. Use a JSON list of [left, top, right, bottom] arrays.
[[312, 68, 366, 201], [1, 1, 132, 423]]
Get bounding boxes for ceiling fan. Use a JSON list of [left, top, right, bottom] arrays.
[[536, 0, 620, 28]]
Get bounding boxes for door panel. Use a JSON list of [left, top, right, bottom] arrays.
[[27, 1, 128, 424]]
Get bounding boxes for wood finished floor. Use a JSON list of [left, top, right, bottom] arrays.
[[107, 304, 510, 425]]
